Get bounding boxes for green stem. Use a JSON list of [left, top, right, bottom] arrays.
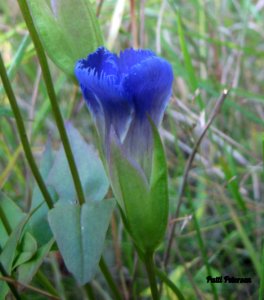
[[84, 283, 96, 300], [99, 258, 122, 300], [0, 204, 12, 235], [36, 271, 60, 297], [155, 268, 185, 300], [0, 53, 53, 209], [143, 252, 159, 300], [16, 3, 120, 298], [18, 0, 86, 206], [50, 254, 67, 299], [259, 243, 264, 300], [187, 188, 218, 300]]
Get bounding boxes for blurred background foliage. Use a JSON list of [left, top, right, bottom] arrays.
[[1, 0, 264, 299]]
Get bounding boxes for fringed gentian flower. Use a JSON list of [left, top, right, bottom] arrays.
[[75, 47, 173, 254]]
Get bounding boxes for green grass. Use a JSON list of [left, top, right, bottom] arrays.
[[1, 0, 264, 299]]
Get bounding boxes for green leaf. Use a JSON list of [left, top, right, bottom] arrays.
[[48, 200, 115, 285], [0, 192, 26, 247], [29, 125, 109, 247], [220, 157, 247, 211], [28, 141, 56, 246], [148, 119, 169, 249], [27, 0, 103, 75], [0, 216, 29, 300], [17, 238, 54, 284], [13, 232, 38, 269], [47, 123, 109, 204], [110, 121, 169, 253], [110, 141, 151, 251]]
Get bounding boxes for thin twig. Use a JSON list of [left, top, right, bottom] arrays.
[[164, 89, 229, 267], [161, 128, 225, 179], [172, 96, 253, 160], [139, 0, 146, 48], [174, 243, 203, 300], [156, 0, 166, 54], [0, 275, 60, 300], [96, 0, 105, 17], [130, 0, 138, 48], [0, 262, 21, 300]]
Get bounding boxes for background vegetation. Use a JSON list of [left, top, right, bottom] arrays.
[[1, 0, 264, 299]]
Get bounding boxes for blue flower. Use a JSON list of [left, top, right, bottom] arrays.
[[75, 48, 173, 252], [75, 47, 173, 169]]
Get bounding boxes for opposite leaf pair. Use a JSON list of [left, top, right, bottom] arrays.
[[30, 125, 114, 285]]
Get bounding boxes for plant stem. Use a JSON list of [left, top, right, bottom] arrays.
[[259, 242, 264, 300], [18, 0, 86, 206], [0, 203, 12, 235], [99, 258, 122, 300], [164, 89, 229, 267], [187, 188, 218, 300], [36, 271, 60, 297], [0, 53, 53, 209], [260, 141, 264, 300], [155, 268, 185, 300], [144, 252, 159, 300], [84, 282, 96, 300], [16, 3, 120, 298]]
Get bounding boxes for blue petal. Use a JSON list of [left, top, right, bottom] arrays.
[[123, 56, 173, 124], [75, 47, 173, 172], [121, 56, 173, 161], [75, 60, 133, 147], [118, 48, 155, 74], [77, 46, 118, 77]]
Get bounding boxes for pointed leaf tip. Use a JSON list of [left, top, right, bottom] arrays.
[[48, 200, 115, 285]]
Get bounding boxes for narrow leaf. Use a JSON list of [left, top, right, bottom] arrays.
[[13, 232, 38, 269], [148, 119, 169, 248], [17, 238, 54, 284], [0, 216, 29, 300]]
